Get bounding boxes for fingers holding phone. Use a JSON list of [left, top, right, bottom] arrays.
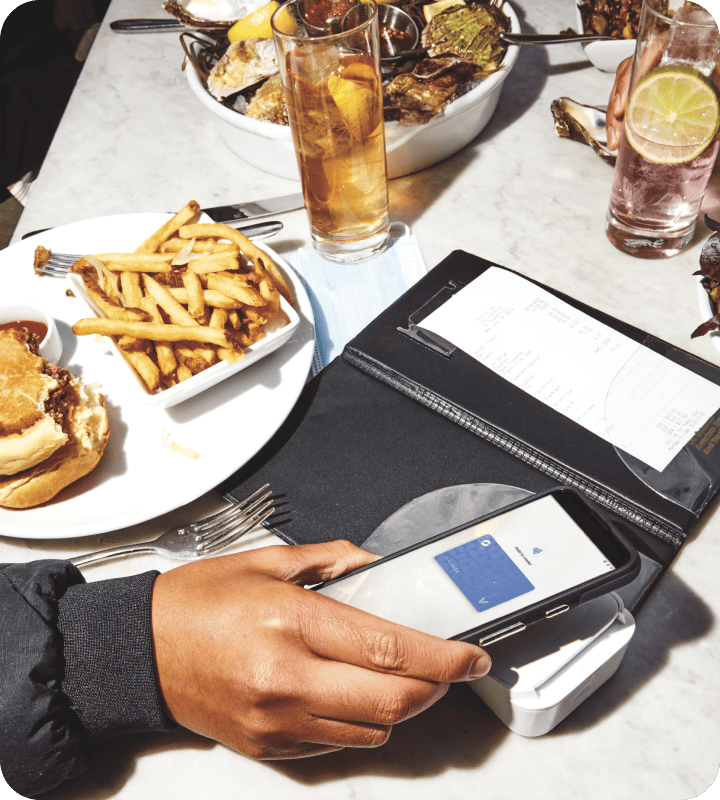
[[150, 539, 490, 760]]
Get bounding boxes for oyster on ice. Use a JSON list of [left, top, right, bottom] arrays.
[[421, 1, 509, 69], [245, 74, 288, 124], [163, 0, 260, 28], [207, 38, 279, 99], [384, 57, 482, 124]]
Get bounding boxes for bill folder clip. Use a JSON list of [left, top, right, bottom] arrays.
[[397, 280, 464, 357]]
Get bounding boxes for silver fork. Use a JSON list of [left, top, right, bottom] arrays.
[[32, 220, 284, 277], [69, 484, 274, 567]]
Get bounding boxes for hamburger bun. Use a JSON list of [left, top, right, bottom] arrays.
[[0, 329, 109, 509]]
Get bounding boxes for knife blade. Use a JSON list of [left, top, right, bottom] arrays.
[[110, 18, 187, 32], [203, 193, 305, 222]]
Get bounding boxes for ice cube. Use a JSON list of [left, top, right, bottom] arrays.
[[662, 3, 720, 74]]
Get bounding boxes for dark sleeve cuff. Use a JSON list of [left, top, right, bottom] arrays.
[[57, 571, 176, 742]]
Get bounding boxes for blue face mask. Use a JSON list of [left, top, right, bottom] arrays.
[[291, 223, 426, 375]]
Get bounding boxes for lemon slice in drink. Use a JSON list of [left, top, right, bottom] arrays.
[[624, 65, 720, 164], [327, 62, 379, 140]]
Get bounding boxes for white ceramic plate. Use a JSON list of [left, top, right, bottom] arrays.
[[0, 213, 315, 538]]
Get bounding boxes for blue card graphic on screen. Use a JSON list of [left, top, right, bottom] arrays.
[[434, 535, 535, 613]]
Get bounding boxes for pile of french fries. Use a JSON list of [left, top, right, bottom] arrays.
[[63, 201, 293, 393]]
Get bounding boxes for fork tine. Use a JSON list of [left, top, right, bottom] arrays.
[[199, 506, 275, 556], [35, 264, 72, 277], [192, 484, 271, 533], [196, 493, 273, 541]]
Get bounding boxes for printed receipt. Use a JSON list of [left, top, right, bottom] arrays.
[[419, 267, 720, 473]]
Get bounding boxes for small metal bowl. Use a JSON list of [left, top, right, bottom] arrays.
[[376, 4, 420, 60], [300, 0, 358, 36]]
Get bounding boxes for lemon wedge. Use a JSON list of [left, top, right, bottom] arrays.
[[423, 0, 465, 24], [624, 65, 720, 164], [228, 0, 296, 42], [327, 63, 378, 140]]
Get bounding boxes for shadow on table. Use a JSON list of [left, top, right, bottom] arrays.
[[42, 683, 509, 799], [389, 12, 592, 229], [548, 570, 713, 738], [40, 569, 711, 799]]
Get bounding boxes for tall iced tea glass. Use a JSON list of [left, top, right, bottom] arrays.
[[606, 1, 720, 259], [272, 0, 391, 263]]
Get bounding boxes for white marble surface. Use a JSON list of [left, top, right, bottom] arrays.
[[2, 0, 720, 798]]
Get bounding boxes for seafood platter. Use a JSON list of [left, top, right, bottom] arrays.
[[167, 0, 521, 178]]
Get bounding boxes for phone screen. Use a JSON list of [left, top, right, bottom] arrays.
[[317, 494, 616, 639]]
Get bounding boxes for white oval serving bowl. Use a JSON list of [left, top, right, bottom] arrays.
[[577, 3, 636, 73], [0, 301, 63, 363], [185, 1, 521, 179]]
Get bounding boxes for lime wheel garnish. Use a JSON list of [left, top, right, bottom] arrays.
[[624, 64, 720, 164]]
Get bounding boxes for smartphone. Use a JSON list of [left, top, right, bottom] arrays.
[[315, 488, 640, 646]]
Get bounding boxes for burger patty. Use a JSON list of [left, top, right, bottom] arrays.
[[25, 334, 75, 434], [44, 363, 75, 432]]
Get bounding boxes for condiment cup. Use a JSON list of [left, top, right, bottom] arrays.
[[0, 301, 63, 363]]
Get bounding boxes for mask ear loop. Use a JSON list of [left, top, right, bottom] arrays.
[[389, 221, 411, 240]]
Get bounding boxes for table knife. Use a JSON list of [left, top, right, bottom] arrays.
[[21, 194, 306, 239], [22, 219, 285, 241], [203, 193, 305, 222], [110, 19, 189, 32]]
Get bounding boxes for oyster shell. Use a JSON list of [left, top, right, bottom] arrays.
[[163, 0, 251, 27], [245, 75, 289, 124], [383, 57, 481, 124], [550, 97, 616, 166], [207, 38, 279, 99], [421, 1, 509, 69]]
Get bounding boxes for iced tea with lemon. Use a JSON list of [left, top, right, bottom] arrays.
[[606, 3, 720, 258], [272, 0, 390, 262]]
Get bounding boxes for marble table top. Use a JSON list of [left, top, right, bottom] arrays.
[[2, 0, 720, 797]]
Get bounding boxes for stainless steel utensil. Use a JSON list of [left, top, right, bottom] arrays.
[[500, 31, 616, 44], [70, 485, 273, 567], [32, 219, 284, 277]]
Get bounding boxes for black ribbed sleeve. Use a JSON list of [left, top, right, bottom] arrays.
[[0, 563, 175, 798], [57, 570, 175, 742]]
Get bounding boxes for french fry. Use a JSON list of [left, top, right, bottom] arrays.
[[139, 296, 177, 377], [181, 271, 206, 323], [72, 318, 241, 348], [209, 308, 229, 329], [83, 281, 150, 322], [120, 272, 144, 308], [68, 203, 291, 394], [144, 274, 199, 326], [207, 272, 264, 307], [134, 200, 201, 254], [95, 253, 174, 272], [168, 288, 244, 309], [175, 344, 215, 374], [160, 238, 238, 255], [178, 223, 294, 304], [185, 253, 241, 274], [123, 350, 160, 392]]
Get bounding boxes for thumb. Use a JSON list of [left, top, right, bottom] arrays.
[[253, 539, 379, 586]]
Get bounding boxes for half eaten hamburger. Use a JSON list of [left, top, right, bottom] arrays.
[[0, 328, 109, 509]]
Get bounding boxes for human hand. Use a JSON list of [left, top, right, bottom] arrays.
[[607, 56, 633, 151], [151, 539, 491, 759]]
